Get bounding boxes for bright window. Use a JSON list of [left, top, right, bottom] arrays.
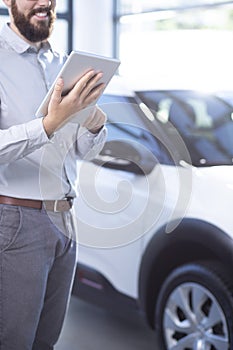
[[116, 0, 233, 90], [118, 0, 233, 13]]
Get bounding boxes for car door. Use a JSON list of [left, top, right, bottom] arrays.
[[74, 93, 163, 297]]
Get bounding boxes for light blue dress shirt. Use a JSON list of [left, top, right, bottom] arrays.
[[0, 24, 106, 200]]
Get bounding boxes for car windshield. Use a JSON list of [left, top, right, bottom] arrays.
[[98, 93, 174, 166], [136, 90, 233, 167]]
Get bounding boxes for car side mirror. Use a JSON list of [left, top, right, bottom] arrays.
[[92, 140, 157, 174]]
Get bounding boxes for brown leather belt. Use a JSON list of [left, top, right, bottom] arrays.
[[0, 195, 73, 212]]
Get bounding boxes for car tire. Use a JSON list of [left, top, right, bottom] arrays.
[[155, 261, 233, 350]]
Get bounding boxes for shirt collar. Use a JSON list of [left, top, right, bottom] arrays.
[[0, 23, 51, 54]]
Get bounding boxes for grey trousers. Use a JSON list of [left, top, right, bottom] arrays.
[[0, 204, 77, 350]]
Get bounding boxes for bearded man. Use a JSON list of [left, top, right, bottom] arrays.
[[0, 1, 107, 349]]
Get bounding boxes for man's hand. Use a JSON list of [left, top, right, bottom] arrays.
[[43, 70, 105, 136], [82, 105, 107, 134]]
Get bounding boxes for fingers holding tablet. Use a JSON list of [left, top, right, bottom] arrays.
[[64, 69, 106, 111], [74, 69, 105, 104], [44, 70, 106, 135]]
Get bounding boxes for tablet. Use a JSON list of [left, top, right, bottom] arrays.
[[35, 50, 120, 124]]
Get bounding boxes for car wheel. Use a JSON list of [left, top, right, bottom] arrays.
[[155, 262, 233, 350]]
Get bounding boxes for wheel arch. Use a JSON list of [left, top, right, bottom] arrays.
[[138, 218, 233, 328]]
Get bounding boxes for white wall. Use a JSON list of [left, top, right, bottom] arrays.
[[73, 0, 114, 57]]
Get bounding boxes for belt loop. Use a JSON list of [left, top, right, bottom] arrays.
[[54, 200, 59, 212]]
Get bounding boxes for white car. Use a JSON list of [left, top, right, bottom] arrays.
[[72, 76, 233, 350]]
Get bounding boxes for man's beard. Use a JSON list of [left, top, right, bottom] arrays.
[[11, 0, 56, 43]]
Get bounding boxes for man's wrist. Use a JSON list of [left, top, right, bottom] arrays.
[[87, 125, 104, 135]]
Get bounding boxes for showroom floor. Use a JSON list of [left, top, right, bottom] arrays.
[[55, 296, 159, 350]]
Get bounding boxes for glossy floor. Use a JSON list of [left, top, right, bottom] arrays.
[[55, 296, 159, 350]]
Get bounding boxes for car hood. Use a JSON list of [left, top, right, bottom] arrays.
[[195, 165, 233, 185]]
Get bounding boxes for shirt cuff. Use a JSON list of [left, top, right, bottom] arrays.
[[25, 118, 53, 148], [79, 125, 107, 144]]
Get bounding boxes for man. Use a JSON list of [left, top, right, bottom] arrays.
[[0, 0, 107, 349]]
